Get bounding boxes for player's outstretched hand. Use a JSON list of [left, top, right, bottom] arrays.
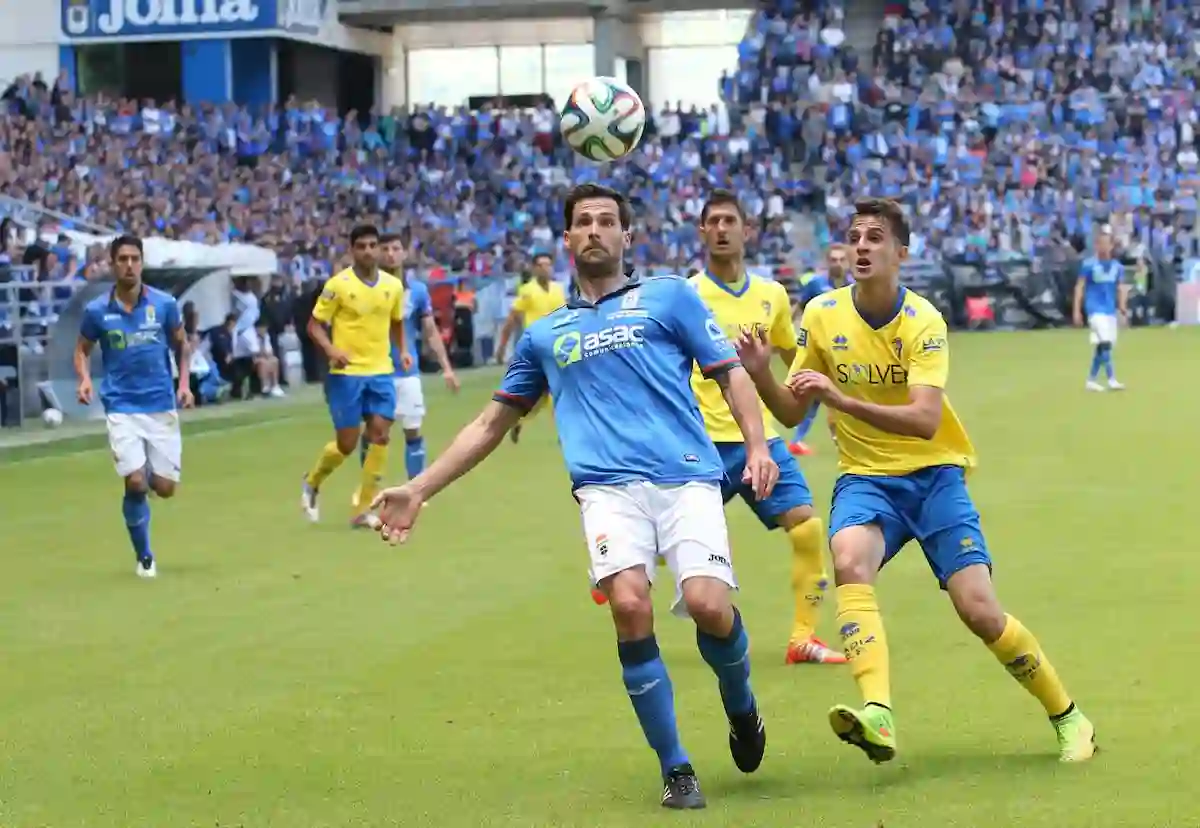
[[444, 370, 461, 392], [742, 442, 780, 501], [733, 325, 772, 376], [177, 386, 195, 409], [400, 353, 415, 372], [787, 369, 836, 403], [372, 484, 425, 545], [77, 378, 94, 406]]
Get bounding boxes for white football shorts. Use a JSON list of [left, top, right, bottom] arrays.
[[576, 480, 736, 617], [393, 375, 425, 429], [106, 411, 182, 482], [1088, 313, 1118, 345]]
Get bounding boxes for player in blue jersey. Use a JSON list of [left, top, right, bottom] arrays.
[[1072, 230, 1128, 392], [74, 235, 194, 578], [788, 244, 850, 456], [370, 184, 779, 810], [352, 234, 458, 509]]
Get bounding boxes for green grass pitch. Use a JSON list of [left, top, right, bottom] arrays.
[[2, 328, 1197, 828]]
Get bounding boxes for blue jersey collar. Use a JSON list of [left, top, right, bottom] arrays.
[[566, 271, 642, 309], [108, 284, 148, 312], [852, 285, 907, 330], [702, 269, 750, 297]]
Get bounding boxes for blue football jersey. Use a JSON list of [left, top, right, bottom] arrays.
[[495, 274, 737, 489], [392, 278, 432, 378], [1080, 257, 1124, 315], [80, 286, 182, 414], [797, 271, 835, 305]]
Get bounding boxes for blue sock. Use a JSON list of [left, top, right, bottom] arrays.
[[696, 607, 754, 717], [122, 490, 152, 563], [618, 636, 690, 776], [404, 435, 427, 480], [1102, 347, 1116, 380], [1089, 346, 1103, 380], [793, 400, 820, 442]]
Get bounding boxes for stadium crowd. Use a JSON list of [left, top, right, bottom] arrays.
[[727, 0, 1200, 266], [2, 0, 1198, 352]]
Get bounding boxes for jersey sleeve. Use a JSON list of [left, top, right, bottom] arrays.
[[907, 312, 950, 389], [667, 278, 739, 377], [163, 298, 183, 335], [510, 287, 529, 314], [767, 284, 798, 351], [391, 282, 405, 322], [415, 285, 433, 317], [311, 278, 340, 324], [788, 306, 827, 374], [79, 305, 100, 342], [493, 331, 547, 411]]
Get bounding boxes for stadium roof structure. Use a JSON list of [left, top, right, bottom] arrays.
[[338, 0, 746, 25]]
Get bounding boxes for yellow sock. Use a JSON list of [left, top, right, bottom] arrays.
[[786, 518, 828, 642], [306, 442, 349, 489], [835, 584, 892, 708], [987, 614, 1073, 717], [356, 442, 390, 515]]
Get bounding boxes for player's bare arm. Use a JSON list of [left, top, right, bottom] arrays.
[[390, 319, 414, 372], [712, 366, 779, 500], [307, 317, 349, 368], [734, 326, 810, 427], [372, 399, 525, 543], [73, 335, 95, 404], [789, 371, 943, 440], [421, 314, 459, 391], [1118, 280, 1130, 322], [171, 324, 195, 408], [494, 308, 522, 363], [1072, 277, 1086, 327]]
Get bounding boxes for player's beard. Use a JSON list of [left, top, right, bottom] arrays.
[[575, 245, 622, 281]]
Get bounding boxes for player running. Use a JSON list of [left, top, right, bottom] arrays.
[[371, 184, 778, 809], [737, 198, 1096, 764], [301, 224, 411, 527], [1072, 230, 1128, 392], [686, 190, 844, 665], [788, 244, 850, 456], [75, 235, 194, 578], [352, 233, 458, 510], [494, 252, 566, 444]]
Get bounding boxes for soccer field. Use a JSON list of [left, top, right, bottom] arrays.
[[2, 328, 1197, 828]]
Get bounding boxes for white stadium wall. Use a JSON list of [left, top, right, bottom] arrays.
[[0, 0, 63, 85]]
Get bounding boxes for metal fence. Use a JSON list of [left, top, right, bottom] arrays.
[[0, 255, 1181, 428]]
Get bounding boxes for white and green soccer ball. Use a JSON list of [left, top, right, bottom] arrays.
[[560, 77, 646, 162]]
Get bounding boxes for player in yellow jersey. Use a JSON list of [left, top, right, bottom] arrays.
[[736, 198, 1096, 764], [301, 224, 412, 527], [684, 190, 844, 665], [495, 253, 567, 444]]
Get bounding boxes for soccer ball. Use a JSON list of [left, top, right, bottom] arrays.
[[42, 408, 63, 428], [560, 77, 646, 162]]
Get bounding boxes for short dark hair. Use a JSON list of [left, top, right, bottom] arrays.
[[700, 189, 746, 224], [379, 232, 401, 245], [532, 252, 552, 266], [109, 234, 143, 261], [852, 199, 910, 246], [563, 183, 632, 229], [349, 224, 380, 246]]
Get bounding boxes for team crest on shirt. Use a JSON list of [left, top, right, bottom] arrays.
[[144, 305, 156, 326], [621, 289, 641, 310], [892, 338, 903, 360], [761, 300, 772, 316]]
